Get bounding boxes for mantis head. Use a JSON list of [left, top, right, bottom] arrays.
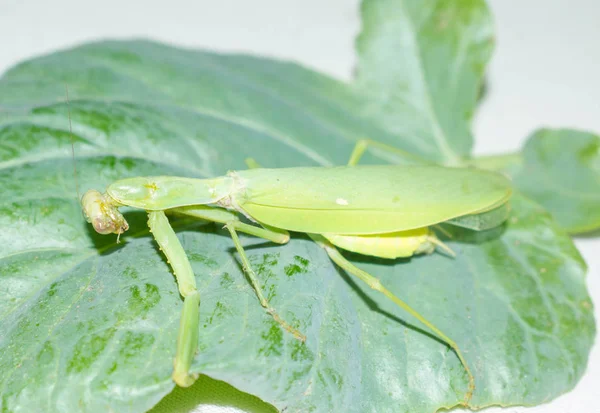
[[81, 190, 129, 236]]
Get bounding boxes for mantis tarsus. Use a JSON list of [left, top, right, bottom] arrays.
[[76, 121, 512, 404]]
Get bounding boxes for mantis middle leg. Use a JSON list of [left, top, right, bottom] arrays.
[[172, 206, 305, 342]]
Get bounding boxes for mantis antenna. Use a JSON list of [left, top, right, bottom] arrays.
[[65, 84, 81, 203]]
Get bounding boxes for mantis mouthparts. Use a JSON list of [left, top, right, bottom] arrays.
[[81, 190, 129, 236]]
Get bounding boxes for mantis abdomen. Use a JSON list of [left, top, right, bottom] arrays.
[[323, 228, 453, 259]]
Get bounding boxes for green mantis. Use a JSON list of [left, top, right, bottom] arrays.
[[80, 138, 512, 403]]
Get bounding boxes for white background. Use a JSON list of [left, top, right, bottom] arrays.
[[1, 1, 598, 412]]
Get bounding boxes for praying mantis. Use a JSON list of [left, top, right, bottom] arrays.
[[79, 130, 512, 404]]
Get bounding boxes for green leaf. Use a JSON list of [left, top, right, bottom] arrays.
[[0, 40, 594, 413], [0, 40, 402, 169], [472, 129, 600, 234], [354, 0, 494, 164], [514, 129, 600, 233]]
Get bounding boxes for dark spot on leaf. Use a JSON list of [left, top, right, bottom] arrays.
[[119, 331, 155, 361], [284, 256, 309, 277], [291, 340, 314, 363], [250, 252, 281, 301], [128, 283, 161, 316], [285, 357, 312, 392], [99, 156, 117, 168], [107, 361, 118, 375], [207, 301, 231, 325], [122, 266, 139, 279], [254, 253, 279, 272], [259, 320, 283, 357], [47, 282, 58, 297], [323, 367, 344, 390], [220, 272, 234, 288], [120, 158, 137, 170], [188, 252, 218, 268], [67, 328, 116, 373]]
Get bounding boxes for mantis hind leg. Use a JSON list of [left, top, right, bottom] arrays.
[[347, 139, 432, 166], [309, 234, 475, 404], [148, 211, 200, 387]]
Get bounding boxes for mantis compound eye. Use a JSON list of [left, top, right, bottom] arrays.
[[81, 190, 129, 236]]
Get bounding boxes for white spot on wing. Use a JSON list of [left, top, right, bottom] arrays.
[[336, 198, 349, 206]]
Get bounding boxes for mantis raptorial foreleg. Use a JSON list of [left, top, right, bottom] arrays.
[[173, 291, 200, 385], [148, 206, 305, 386], [172, 206, 306, 342], [309, 234, 475, 404], [148, 211, 200, 387]]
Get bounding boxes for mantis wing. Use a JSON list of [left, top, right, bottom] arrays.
[[445, 202, 511, 231], [238, 165, 511, 234]]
